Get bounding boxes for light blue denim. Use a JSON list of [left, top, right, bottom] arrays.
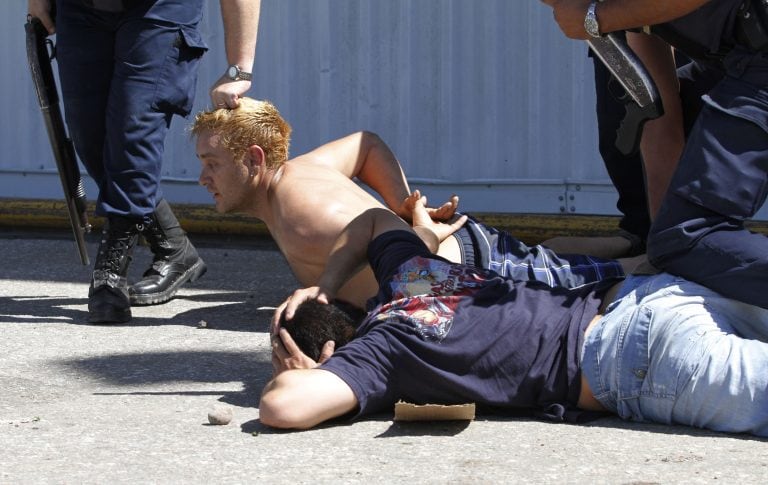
[[582, 272, 768, 437]]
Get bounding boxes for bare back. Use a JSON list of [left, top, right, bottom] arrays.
[[264, 158, 390, 307]]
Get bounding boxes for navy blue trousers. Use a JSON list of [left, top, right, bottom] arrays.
[[592, 55, 651, 244], [647, 48, 768, 309], [55, 0, 207, 219]]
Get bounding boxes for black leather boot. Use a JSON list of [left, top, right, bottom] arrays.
[[129, 199, 206, 305], [88, 216, 140, 323]]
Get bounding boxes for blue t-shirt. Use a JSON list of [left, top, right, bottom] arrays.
[[320, 230, 618, 420]]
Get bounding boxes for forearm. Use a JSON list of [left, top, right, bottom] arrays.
[[596, 0, 710, 33], [413, 226, 440, 253], [219, 0, 260, 72], [627, 32, 685, 219], [259, 369, 358, 429], [353, 132, 411, 213], [318, 208, 414, 296]]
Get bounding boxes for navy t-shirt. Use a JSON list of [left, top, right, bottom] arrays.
[[320, 231, 618, 420]]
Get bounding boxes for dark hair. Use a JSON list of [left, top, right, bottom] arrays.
[[279, 300, 366, 361]]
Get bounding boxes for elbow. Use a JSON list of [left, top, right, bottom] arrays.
[[259, 392, 297, 429], [357, 130, 385, 151], [258, 375, 316, 430]]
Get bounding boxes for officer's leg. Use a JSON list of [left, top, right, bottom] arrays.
[[647, 77, 768, 309], [592, 54, 651, 254], [107, 17, 208, 305], [53, 0, 113, 192]]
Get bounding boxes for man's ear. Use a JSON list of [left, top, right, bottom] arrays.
[[245, 144, 267, 171]]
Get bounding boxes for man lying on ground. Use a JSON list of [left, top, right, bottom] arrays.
[[192, 98, 638, 309], [262, 200, 768, 437]]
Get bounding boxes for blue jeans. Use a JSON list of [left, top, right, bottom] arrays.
[[582, 273, 768, 437]]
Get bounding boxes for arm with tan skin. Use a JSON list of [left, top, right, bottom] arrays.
[[305, 131, 458, 221], [627, 32, 685, 219], [543, 0, 711, 40], [210, 0, 261, 109], [542, 36, 684, 255], [273, 202, 459, 325], [269, 200, 464, 373], [261, 208, 415, 429], [27, 0, 55, 34], [259, 367, 358, 430]]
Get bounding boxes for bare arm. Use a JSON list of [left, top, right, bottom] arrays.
[[27, 0, 54, 34], [545, 0, 710, 39], [306, 131, 412, 217], [210, 0, 261, 108], [627, 32, 685, 219], [259, 368, 357, 429], [304, 131, 459, 221], [277, 207, 416, 322]]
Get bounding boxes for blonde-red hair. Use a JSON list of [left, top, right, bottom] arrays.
[[191, 98, 292, 168]]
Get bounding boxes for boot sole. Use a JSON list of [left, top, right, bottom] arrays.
[[130, 259, 207, 306]]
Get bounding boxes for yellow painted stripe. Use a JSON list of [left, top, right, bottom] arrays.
[[2, 198, 766, 245]]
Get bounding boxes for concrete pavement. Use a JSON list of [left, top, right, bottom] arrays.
[[2, 230, 767, 484]]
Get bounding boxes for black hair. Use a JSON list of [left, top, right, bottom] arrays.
[[279, 299, 366, 361]]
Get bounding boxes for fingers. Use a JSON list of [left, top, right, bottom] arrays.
[[278, 328, 300, 356], [271, 328, 322, 375], [450, 214, 469, 232], [270, 299, 289, 336], [210, 78, 251, 109], [317, 340, 335, 364], [278, 286, 328, 322]]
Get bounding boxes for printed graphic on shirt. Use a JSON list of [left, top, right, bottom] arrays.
[[373, 256, 488, 342]]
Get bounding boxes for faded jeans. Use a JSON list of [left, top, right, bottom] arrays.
[[582, 273, 768, 437]]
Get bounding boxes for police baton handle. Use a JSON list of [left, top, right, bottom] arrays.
[[25, 16, 92, 265]]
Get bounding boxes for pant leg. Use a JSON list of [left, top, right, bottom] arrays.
[[56, 1, 207, 219], [55, 0, 115, 190], [592, 52, 651, 244], [461, 215, 625, 288], [675, 60, 724, 136], [647, 53, 768, 310], [583, 273, 768, 437], [103, 16, 208, 219]]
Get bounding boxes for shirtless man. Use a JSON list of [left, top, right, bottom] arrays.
[[192, 98, 633, 308]]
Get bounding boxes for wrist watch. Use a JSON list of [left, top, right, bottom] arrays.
[[226, 64, 252, 81], [584, 0, 602, 38]]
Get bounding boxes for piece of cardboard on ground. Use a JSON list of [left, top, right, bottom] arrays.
[[394, 401, 475, 421]]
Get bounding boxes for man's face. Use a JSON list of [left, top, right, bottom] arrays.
[[197, 129, 251, 214]]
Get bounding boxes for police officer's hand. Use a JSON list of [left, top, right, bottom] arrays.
[[28, 0, 55, 35], [209, 76, 251, 109]]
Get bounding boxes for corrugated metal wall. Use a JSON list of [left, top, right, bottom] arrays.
[[3, 1, 764, 219]]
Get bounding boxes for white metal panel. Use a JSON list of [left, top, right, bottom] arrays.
[[2, 0, 764, 220]]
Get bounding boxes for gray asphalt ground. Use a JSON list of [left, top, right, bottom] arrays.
[[2, 230, 768, 484]]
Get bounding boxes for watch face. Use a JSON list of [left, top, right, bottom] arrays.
[[227, 65, 239, 79], [585, 17, 600, 37]]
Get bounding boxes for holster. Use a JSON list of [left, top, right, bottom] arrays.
[[736, 0, 768, 51]]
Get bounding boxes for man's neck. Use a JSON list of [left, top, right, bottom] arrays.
[[246, 165, 282, 224]]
